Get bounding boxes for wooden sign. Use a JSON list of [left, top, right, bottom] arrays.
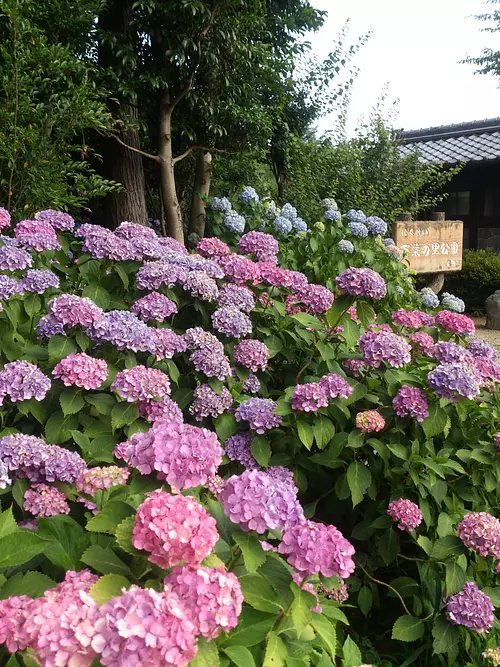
[[392, 220, 463, 274]]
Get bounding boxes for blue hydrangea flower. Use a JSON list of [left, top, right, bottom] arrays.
[[383, 238, 395, 247], [273, 216, 293, 234], [365, 216, 388, 235], [348, 221, 369, 237], [224, 210, 246, 234], [280, 203, 297, 221], [212, 196, 232, 213], [441, 292, 465, 313], [420, 287, 439, 308], [292, 217, 308, 232], [324, 208, 342, 222], [395, 285, 405, 296], [263, 200, 277, 219], [240, 187, 260, 205], [346, 209, 366, 223], [321, 198, 337, 209], [338, 239, 354, 254]]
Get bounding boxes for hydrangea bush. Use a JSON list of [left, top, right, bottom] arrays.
[[0, 203, 498, 666]]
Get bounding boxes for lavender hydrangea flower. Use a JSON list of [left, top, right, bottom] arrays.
[[293, 217, 308, 232], [273, 216, 293, 234], [347, 221, 369, 237], [383, 238, 395, 247], [189, 385, 233, 421], [131, 292, 177, 322], [190, 348, 232, 381], [291, 383, 329, 412], [346, 209, 366, 223], [48, 294, 103, 331], [427, 363, 480, 401], [0, 275, 21, 299], [35, 209, 74, 231], [321, 198, 337, 209], [365, 216, 388, 235], [224, 211, 246, 234], [211, 197, 232, 213], [19, 233, 61, 252], [420, 287, 440, 308], [217, 283, 255, 313], [243, 373, 261, 394], [233, 339, 269, 371], [24, 484, 70, 517], [240, 186, 260, 205], [238, 231, 278, 262], [336, 267, 387, 299], [457, 512, 500, 560], [338, 239, 354, 254], [224, 433, 258, 468], [112, 365, 171, 402], [467, 338, 498, 362], [445, 582, 495, 633], [432, 341, 473, 365], [0, 243, 32, 271], [211, 307, 252, 338], [19, 269, 59, 294], [295, 284, 335, 314], [0, 361, 50, 404], [181, 270, 219, 302], [136, 260, 187, 290], [235, 398, 282, 433], [319, 373, 353, 399], [392, 385, 429, 422], [359, 331, 411, 368], [89, 310, 156, 354], [324, 208, 342, 222], [220, 469, 304, 533], [280, 203, 297, 220]]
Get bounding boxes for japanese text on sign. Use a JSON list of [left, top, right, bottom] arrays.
[[392, 220, 463, 274]]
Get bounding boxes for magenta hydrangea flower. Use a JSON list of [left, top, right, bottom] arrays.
[[295, 284, 335, 314], [138, 396, 183, 423], [132, 490, 219, 568], [457, 512, 500, 560], [218, 283, 255, 312], [233, 339, 269, 372], [473, 356, 500, 386], [24, 483, 70, 517], [356, 410, 385, 433], [392, 385, 429, 422], [343, 358, 367, 377], [189, 384, 233, 421], [76, 466, 130, 495], [15, 219, 57, 238], [219, 254, 260, 283], [0, 360, 50, 404], [196, 237, 230, 258], [291, 382, 329, 412], [392, 309, 424, 329], [238, 231, 279, 261], [359, 331, 411, 368], [336, 267, 387, 300], [0, 208, 11, 231], [0, 433, 86, 484], [319, 373, 353, 399], [387, 498, 422, 531], [212, 306, 252, 338], [410, 331, 435, 354], [111, 365, 171, 402], [445, 582, 495, 633], [53, 353, 108, 390], [131, 292, 178, 322], [152, 328, 187, 360], [80, 226, 140, 261], [164, 565, 243, 640], [224, 432, 258, 468], [35, 209, 75, 231], [435, 310, 475, 336], [19, 269, 59, 294], [279, 520, 355, 579], [92, 586, 197, 667], [220, 469, 304, 533], [0, 243, 32, 271], [427, 363, 480, 401], [48, 294, 103, 330], [235, 398, 282, 433]]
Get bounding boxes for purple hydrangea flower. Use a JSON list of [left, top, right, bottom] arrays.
[[365, 216, 388, 235], [336, 267, 387, 300], [19, 269, 59, 294], [359, 331, 412, 368], [295, 284, 335, 314], [387, 498, 423, 531], [233, 339, 269, 372], [196, 237, 231, 258], [445, 582, 495, 633], [392, 385, 429, 422], [35, 209, 74, 231], [234, 398, 282, 433], [291, 383, 329, 412], [136, 260, 187, 290], [324, 208, 342, 222], [112, 365, 171, 402], [219, 254, 260, 284], [348, 221, 369, 237], [467, 338, 498, 362], [427, 363, 480, 401], [220, 469, 304, 533], [48, 294, 103, 330], [0, 275, 21, 299], [431, 341, 473, 365], [211, 196, 232, 213], [152, 328, 187, 360], [338, 239, 354, 254], [181, 270, 219, 302], [19, 233, 61, 252], [319, 373, 353, 399], [190, 348, 232, 381], [0, 208, 11, 231], [243, 373, 261, 394], [0, 361, 50, 404], [189, 384, 233, 421], [346, 209, 366, 223], [224, 433, 257, 468], [0, 243, 32, 271], [217, 283, 255, 312], [131, 292, 177, 322], [24, 484, 70, 517], [238, 231, 278, 262], [89, 310, 156, 354], [240, 186, 260, 205], [212, 307, 252, 338]]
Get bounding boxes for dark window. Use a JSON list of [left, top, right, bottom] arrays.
[[446, 191, 470, 217], [484, 187, 500, 216]]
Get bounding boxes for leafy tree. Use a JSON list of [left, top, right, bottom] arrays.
[[0, 0, 119, 218], [464, 0, 500, 78]]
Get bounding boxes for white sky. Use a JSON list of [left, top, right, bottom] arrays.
[[312, 0, 500, 135]]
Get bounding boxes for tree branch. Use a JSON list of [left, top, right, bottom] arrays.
[[108, 133, 160, 162], [355, 559, 411, 616], [173, 144, 235, 165]]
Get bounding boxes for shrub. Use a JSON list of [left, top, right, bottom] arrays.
[[0, 202, 498, 666], [445, 249, 500, 311]]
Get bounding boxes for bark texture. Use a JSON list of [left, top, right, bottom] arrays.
[[159, 94, 184, 244], [188, 151, 212, 238]]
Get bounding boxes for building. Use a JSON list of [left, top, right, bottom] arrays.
[[400, 117, 500, 249]]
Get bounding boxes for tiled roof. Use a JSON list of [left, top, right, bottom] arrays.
[[398, 118, 500, 164]]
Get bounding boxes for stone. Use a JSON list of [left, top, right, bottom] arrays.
[[485, 291, 500, 330]]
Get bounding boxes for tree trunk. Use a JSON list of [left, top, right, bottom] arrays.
[[98, 0, 148, 227], [159, 97, 184, 244], [188, 152, 212, 238]]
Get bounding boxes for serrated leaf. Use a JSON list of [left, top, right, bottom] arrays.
[[0, 507, 18, 539], [263, 632, 287, 667], [291, 313, 323, 330], [239, 574, 282, 613], [85, 393, 115, 415], [311, 615, 336, 659], [342, 636, 362, 667], [82, 284, 110, 309], [290, 583, 312, 637], [313, 416, 334, 450], [190, 637, 220, 666], [222, 609, 276, 648], [445, 561, 465, 596], [12, 479, 29, 509], [422, 403, 449, 439], [223, 646, 256, 667], [251, 437, 271, 467], [346, 461, 371, 507], [431, 536, 466, 561], [0, 571, 55, 599], [358, 586, 373, 616], [215, 413, 237, 441], [48, 335, 78, 364], [432, 614, 460, 653], [115, 515, 141, 555], [111, 402, 138, 430], [89, 574, 131, 605], [60, 390, 85, 416], [81, 545, 131, 576], [0, 531, 45, 567], [71, 430, 91, 452], [356, 300, 375, 328], [45, 411, 78, 444], [379, 527, 400, 565], [87, 501, 134, 534], [297, 421, 314, 450], [37, 514, 89, 569], [392, 615, 424, 642], [233, 532, 266, 573]]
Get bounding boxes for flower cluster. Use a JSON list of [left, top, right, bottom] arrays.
[[338, 239, 354, 254], [224, 210, 246, 234], [427, 363, 480, 401], [218, 283, 255, 312], [190, 384, 233, 420], [355, 410, 385, 433], [240, 186, 260, 205], [131, 292, 178, 322], [212, 306, 252, 338], [336, 267, 387, 300], [233, 339, 269, 372], [0, 360, 50, 404], [392, 385, 429, 422], [387, 499, 423, 531], [291, 382, 329, 412], [434, 310, 475, 336], [441, 291, 465, 313], [53, 353, 108, 389], [35, 208, 74, 231], [445, 582, 494, 633], [24, 483, 70, 517], [457, 512, 500, 560], [359, 331, 412, 368], [420, 287, 440, 308], [431, 341, 473, 365], [235, 398, 282, 433], [20, 269, 59, 294], [111, 365, 171, 401], [238, 231, 278, 261], [224, 432, 257, 468], [76, 466, 130, 495]]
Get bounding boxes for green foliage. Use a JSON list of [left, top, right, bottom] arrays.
[[444, 248, 500, 310]]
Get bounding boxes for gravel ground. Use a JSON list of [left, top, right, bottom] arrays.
[[472, 317, 500, 350]]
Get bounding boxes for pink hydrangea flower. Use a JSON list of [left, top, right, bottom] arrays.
[[392, 385, 429, 422], [24, 483, 70, 517], [355, 410, 385, 433], [138, 396, 183, 423], [0, 595, 33, 652], [15, 219, 57, 238], [359, 331, 411, 368], [132, 490, 219, 568], [0, 208, 11, 231], [48, 294, 103, 330], [319, 373, 353, 399], [387, 499, 422, 531], [131, 292, 178, 322], [219, 254, 260, 283], [279, 520, 355, 579], [410, 331, 435, 354], [196, 237, 230, 258], [238, 231, 279, 262], [164, 565, 243, 639], [76, 466, 129, 495], [233, 339, 269, 372], [457, 512, 500, 560], [445, 582, 494, 634], [53, 353, 108, 390], [291, 382, 329, 412], [392, 309, 424, 329], [111, 365, 171, 401], [435, 310, 475, 336]]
